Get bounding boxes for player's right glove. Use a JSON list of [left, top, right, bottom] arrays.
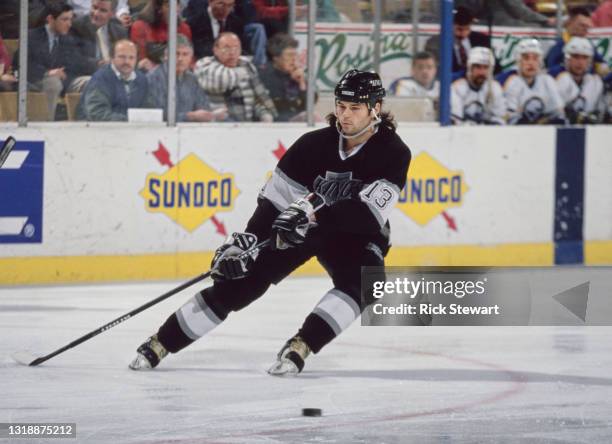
[[211, 232, 259, 281], [271, 193, 325, 250]]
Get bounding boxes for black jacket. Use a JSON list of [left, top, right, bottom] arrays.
[[184, 0, 249, 59], [258, 64, 306, 122], [13, 26, 84, 87], [425, 31, 493, 73]]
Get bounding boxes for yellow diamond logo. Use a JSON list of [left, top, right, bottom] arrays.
[[140, 153, 240, 232], [396, 152, 469, 225]]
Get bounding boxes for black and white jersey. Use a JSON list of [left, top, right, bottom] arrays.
[[246, 124, 411, 250]]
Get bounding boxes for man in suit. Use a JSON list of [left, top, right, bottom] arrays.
[[13, 2, 84, 120], [184, 0, 249, 60], [425, 6, 493, 75], [78, 39, 151, 121], [70, 0, 128, 89]]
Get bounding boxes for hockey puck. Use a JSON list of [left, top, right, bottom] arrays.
[[302, 408, 322, 417]]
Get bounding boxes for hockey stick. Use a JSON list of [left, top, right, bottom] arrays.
[[0, 136, 16, 168], [12, 239, 271, 367]]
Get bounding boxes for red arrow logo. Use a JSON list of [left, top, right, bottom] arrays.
[[441, 211, 457, 231], [211, 215, 227, 236], [273, 140, 287, 160], [153, 141, 174, 168]]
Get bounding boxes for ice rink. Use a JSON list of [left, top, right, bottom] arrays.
[[2, 275, 612, 443]]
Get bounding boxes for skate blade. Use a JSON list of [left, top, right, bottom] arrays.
[[267, 360, 299, 377], [128, 354, 153, 371]]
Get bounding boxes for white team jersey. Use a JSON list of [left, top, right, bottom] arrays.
[[393, 78, 440, 101], [498, 71, 565, 124], [451, 77, 507, 125], [553, 68, 605, 119]]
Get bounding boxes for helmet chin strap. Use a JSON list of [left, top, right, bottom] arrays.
[[336, 108, 382, 140]]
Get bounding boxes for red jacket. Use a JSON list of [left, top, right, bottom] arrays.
[[0, 35, 12, 71], [253, 0, 289, 20], [130, 19, 192, 61], [593, 0, 612, 27]]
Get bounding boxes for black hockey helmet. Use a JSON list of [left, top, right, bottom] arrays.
[[334, 69, 386, 110]]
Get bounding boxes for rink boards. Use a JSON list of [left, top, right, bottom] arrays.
[[0, 124, 610, 284]]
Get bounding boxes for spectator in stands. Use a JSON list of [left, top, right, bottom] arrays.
[[231, 0, 268, 66], [258, 33, 306, 122], [425, 7, 493, 75], [550, 37, 605, 124], [391, 51, 439, 104], [470, 0, 554, 27], [496, 39, 565, 124], [184, 0, 249, 60], [148, 35, 226, 121], [0, 33, 17, 92], [309, 0, 341, 22], [545, 7, 608, 76], [70, 0, 128, 91], [451, 46, 506, 125], [0, 1, 48, 39], [593, 0, 612, 27], [13, 2, 85, 120], [130, 0, 192, 72], [253, 0, 308, 37], [78, 39, 151, 120], [69, 0, 133, 27], [194, 32, 276, 122]]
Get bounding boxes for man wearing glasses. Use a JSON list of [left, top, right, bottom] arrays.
[[195, 32, 276, 122]]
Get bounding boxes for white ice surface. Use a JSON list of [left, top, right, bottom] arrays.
[[1, 276, 612, 443]]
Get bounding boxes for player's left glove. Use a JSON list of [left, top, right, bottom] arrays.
[[271, 193, 325, 250], [211, 232, 259, 281]]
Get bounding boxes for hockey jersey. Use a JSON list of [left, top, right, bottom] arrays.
[[392, 77, 440, 101], [245, 124, 411, 250], [550, 65, 605, 123], [451, 76, 507, 125], [496, 70, 565, 124]]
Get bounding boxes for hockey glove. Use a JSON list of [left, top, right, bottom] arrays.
[[211, 232, 259, 281], [271, 194, 325, 250]]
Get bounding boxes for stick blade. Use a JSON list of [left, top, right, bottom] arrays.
[[11, 351, 41, 366], [0, 136, 16, 168]]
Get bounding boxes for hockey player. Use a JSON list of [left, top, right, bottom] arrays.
[[496, 39, 565, 125], [391, 51, 440, 103], [451, 47, 507, 125], [129, 69, 411, 376], [550, 37, 606, 124]]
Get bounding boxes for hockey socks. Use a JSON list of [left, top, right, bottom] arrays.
[[269, 288, 361, 375]]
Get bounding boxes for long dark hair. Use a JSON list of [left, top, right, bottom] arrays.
[[326, 102, 397, 132]]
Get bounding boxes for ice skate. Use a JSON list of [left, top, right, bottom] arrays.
[[267, 336, 311, 376], [129, 334, 168, 370]]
